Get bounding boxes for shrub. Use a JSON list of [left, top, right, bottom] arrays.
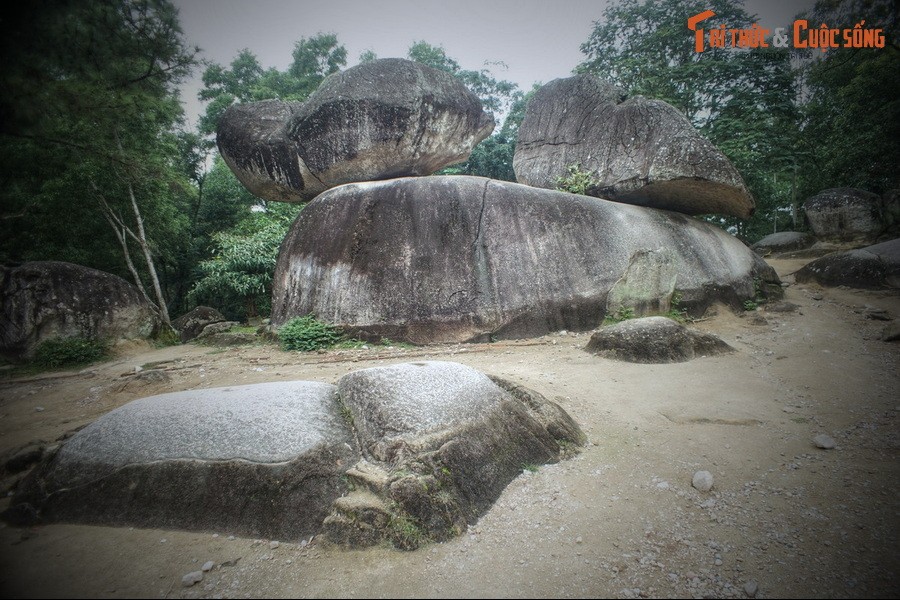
[[278, 315, 343, 351], [33, 337, 108, 368], [555, 163, 599, 195]]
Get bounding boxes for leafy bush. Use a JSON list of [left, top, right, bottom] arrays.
[[33, 337, 108, 368], [278, 315, 343, 351], [555, 163, 599, 195]]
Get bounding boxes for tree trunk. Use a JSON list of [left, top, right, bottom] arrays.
[[125, 178, 172, 328]]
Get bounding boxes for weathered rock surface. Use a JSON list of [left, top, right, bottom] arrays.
[[218, 58, 494, 203], [803, 188, 886, 243], [171, 306, 226, 342], [513, 74, 754, 219], [5, 362, 583, 549], [585, 317, 735, 363], [0, 261, 160, 361], [326, 361, 584, 548], [794, 238, 900, 289], [272, 176, 780, 343], [752, 231, 816, 256], [5, 382, 356, 539]]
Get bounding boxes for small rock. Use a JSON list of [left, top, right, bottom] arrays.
[[269, 540, 280, 549], [744, 579, 758, 597], [576, 536, 583, 544], [811, 293, 823, 300], [814, 434, 836, 449], [34, 406, 45, 412], [692, 470, 714, 492], [656, 481, 670, 490], [201, 561, 214, 572], [182, 571, 203, 587]]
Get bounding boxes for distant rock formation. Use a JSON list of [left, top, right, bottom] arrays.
[[171, 306, 226, 342], [218, 58, 494, 202], [5, 362, 584, 549], [271, 176, 781, 343], [803, 188, 888, 244], [0, 261, 160, 361], [513, 74, 755, 219], [585, 316, 734, 363], [794, 238, 900, 289], [752, 232, 816, 256]]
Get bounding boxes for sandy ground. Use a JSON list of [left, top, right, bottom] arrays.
[[0, 258, 898, 599]]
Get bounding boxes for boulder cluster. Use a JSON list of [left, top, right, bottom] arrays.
[[219, 59, 781, 342]]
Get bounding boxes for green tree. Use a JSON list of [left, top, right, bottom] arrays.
[[198, 33, 347, 135], [0, 0, 200, 327], [189, 205, 300, 320], [794, 0, 899, 197]]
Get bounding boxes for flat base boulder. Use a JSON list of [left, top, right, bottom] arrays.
[[5, 362, 584, 549], [0, 261, 161, 361], [585, 316, 734, 363], [272, 176, 780, 343], [794, 238, 900, 289]]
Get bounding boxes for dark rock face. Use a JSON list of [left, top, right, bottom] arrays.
[[218, 58, 494, 203], [585, 316, 735, 363], [0, 261, 160, 361], [513, 75, 754, 219], [5, 362, 584, 549], [272, 176, 780, 343], [171, 306, 226, 342], [803, 188, 886, 243], [794, 238, 900, 289], [752, 231, 816, 255]]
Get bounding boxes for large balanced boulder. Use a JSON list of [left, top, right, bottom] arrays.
[[794, 238, 900, 289], [803, 188, 886, 243], [6, 362, 584, 548], [585, 317, 735, 363], [0, 261, 160, 361], [272, 176, 780, 343], [513, 74, 754, 219], [218, 58, 494, 203]]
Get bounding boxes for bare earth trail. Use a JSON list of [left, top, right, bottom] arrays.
[[0, 259, 898, 598]]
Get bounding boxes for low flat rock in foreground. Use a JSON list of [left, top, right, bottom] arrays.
[[272, 176, 780, 343], [5, 362, 583, 548], [794, 238, 900, 289], [585, 316, 735, 363]]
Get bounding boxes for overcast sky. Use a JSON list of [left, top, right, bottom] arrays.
[[173, 0, 818, 128]]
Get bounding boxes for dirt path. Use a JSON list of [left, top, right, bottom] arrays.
[[1, 259, 898, 598]]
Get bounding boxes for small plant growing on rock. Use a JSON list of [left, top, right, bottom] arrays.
[[278, 315, 343, 351], [555, 163, 599, 195], [33, 337, 108, 368], [388, 513, 426, 550], [603, 305, 636, 325]]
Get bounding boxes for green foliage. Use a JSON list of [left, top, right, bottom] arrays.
[[555, 163, 599, 195], [278, 315, 343, 352], [189, 212, 294, 319], [33, 337, 108, 368], [388, 513, 426, 550], [743, 300, 759, 311], [603, 306, 636, 325]]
